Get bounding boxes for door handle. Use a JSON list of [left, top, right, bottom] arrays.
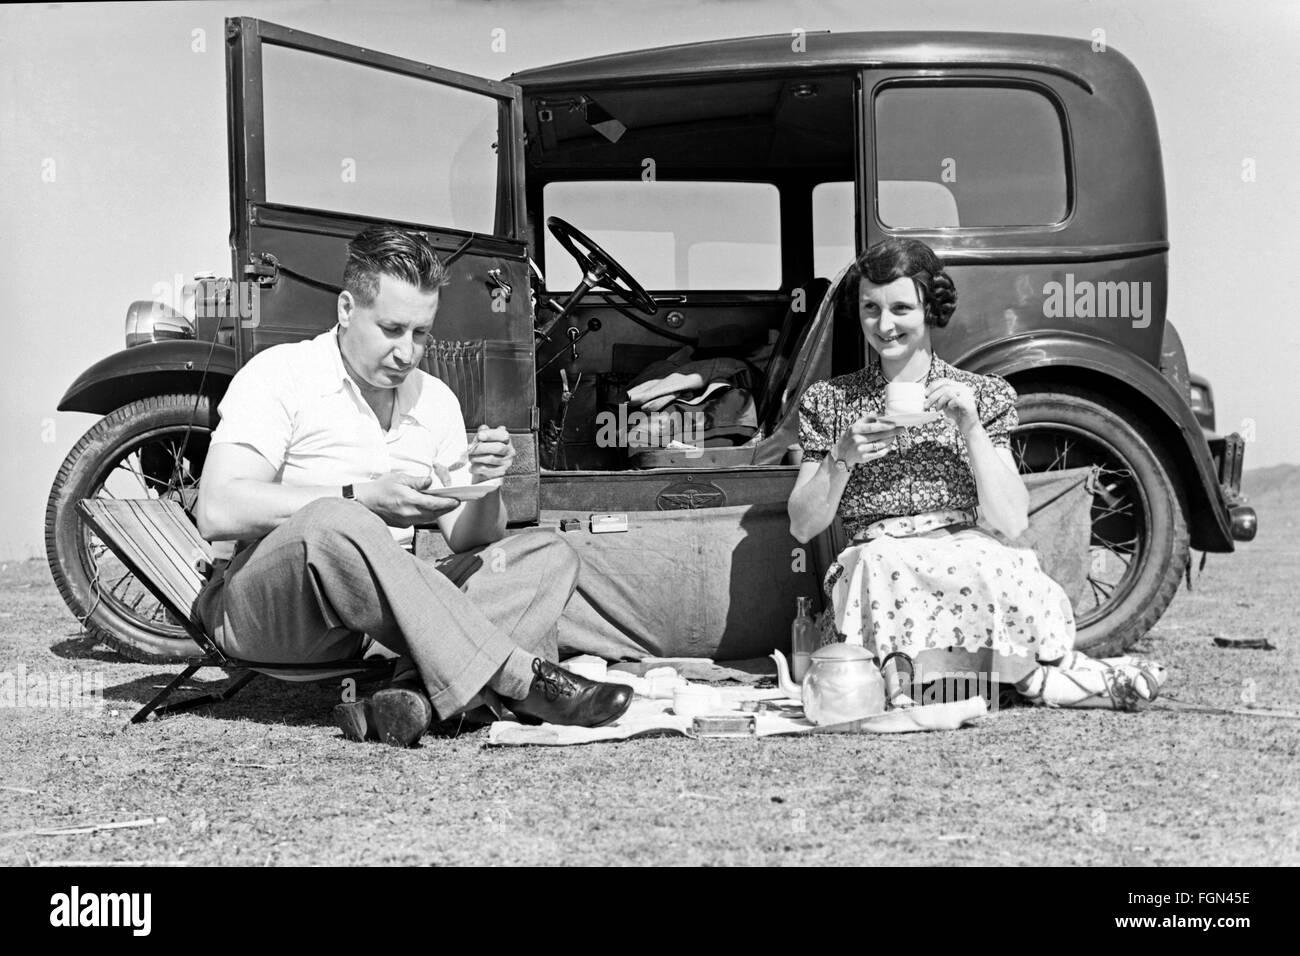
[[487, 268, 512, 300]]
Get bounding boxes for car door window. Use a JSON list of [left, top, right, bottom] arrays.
[[261, 42, 499, 232]]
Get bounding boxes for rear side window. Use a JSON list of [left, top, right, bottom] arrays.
[[812, 180, 856, 276], [874, 85, 1068, 228], [543, 181, 781, 290]]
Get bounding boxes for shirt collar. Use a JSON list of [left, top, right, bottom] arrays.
[[866, 349, 949, 389], [316, 327, 427, 426]]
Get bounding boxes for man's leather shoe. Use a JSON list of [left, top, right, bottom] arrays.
[[506, 658, 633, 728], [332, 682, 433, 747]]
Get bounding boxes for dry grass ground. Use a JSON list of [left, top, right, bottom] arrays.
[[2, 492, 1297, 866]]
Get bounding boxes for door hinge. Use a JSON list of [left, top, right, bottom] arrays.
[[243, 257, 278, 285], [530, 406, 540, 432]]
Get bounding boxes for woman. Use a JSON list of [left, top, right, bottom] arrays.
[[788, 238, 1162, 709]]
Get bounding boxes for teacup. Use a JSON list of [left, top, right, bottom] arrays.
[[884, 381, 926, 416]]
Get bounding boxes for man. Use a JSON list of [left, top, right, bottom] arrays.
[[193, 225, 631, 746]]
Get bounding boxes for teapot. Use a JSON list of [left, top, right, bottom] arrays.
[[771, 644, 888, 725]]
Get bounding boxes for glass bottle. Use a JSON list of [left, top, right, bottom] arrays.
[[791, 596, 818, 683]]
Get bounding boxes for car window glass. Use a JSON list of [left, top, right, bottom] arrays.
[[543, 181, 781, 290], [813, 180, 856, 276], [875, 86, 1067, 227], [261, 43, 498, 232]]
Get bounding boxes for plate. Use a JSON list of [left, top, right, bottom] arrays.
[[874, 410, 942, 427], [422, 478, 502, 501]]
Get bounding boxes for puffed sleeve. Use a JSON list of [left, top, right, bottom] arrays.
[[979, 374, 1019, 450], [797, 380, 836, 462], [210, 348, 295, 471]]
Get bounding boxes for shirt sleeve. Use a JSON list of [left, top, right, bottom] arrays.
[[797, 380, 836, 462], [210, 350, 295, 470], [980, 375, 1019, 450], [429, 383, 473, 487]]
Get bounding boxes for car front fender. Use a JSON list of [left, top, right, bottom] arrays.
[[957, 331, 1234, 552], [57, 340, 238, 414]]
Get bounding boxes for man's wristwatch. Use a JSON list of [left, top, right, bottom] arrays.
[[342, 484, 355, 500]]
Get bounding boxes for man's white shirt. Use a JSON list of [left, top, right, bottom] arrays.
[[210, 327, 472, 548]]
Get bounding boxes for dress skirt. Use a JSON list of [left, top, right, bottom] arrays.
[[826, 526, 1076, 682]]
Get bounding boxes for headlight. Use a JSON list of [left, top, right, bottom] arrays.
[[125, 300, 194, 348]]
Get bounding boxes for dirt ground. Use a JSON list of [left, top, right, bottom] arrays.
[[2, 499, 1297, 866]]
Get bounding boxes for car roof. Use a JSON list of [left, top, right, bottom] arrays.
[[508, 31, 1124, 91]]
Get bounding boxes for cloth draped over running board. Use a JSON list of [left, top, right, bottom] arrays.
[[471, 466, 1096, 663]]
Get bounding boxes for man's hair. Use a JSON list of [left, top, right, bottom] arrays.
[[343, 225, 449, 306]]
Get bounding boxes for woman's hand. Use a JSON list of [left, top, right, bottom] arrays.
[[926, 379, 979, 433], [836, 416, 903, 466]]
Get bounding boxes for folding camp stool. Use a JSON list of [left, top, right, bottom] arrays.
[[77, 498, 394, 726]]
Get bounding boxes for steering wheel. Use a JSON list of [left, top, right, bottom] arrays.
[[547, 216, 658, 316]]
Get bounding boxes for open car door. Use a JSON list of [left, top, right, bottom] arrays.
[[225, 17, 538, 522]]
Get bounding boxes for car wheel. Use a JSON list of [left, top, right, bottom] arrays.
[[1011, 386, 1189, 656], [45, 394, 215, 662]]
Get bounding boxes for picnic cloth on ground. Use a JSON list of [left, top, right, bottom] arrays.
[[486, 692, 987, 746], [608, 657, 773, 684]]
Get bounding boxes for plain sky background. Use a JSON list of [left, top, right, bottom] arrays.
[[2, 0, 1297, 562]]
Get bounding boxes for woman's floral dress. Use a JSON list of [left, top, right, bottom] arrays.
[[798, 355, 1076, 675]]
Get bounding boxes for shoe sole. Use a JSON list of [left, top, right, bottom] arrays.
[[369, 689, 432, 747]]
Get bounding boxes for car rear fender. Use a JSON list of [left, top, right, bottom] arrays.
[[57, 340, 237, 414], [958, 332, 1234, 553]]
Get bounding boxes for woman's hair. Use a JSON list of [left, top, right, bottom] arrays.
[[847, 237, 957, 328]]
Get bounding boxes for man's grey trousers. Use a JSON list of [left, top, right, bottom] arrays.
[[194, 498, 578, 718]]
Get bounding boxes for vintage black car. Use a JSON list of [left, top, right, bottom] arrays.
[[46, 19, 1255, 662]]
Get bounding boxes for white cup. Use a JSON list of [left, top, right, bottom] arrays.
[[563, 656, 607, 682], [884, 381, 925, 416]]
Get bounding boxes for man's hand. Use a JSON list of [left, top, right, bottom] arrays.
[[464, 424, 516, 483], [835, 416, 903, 467], [355, 472, 459, 527]]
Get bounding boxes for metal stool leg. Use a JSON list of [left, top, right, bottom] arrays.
[[129, 663, 203, 725], [128, 666, 258, 726]]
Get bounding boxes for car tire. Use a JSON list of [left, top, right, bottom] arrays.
[[45, 394, 215, 662], [1012, 386, 1190, 656]]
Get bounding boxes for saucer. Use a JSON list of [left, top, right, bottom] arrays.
[[423, 478, 503, 501], [875, 411, 942, 427]]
